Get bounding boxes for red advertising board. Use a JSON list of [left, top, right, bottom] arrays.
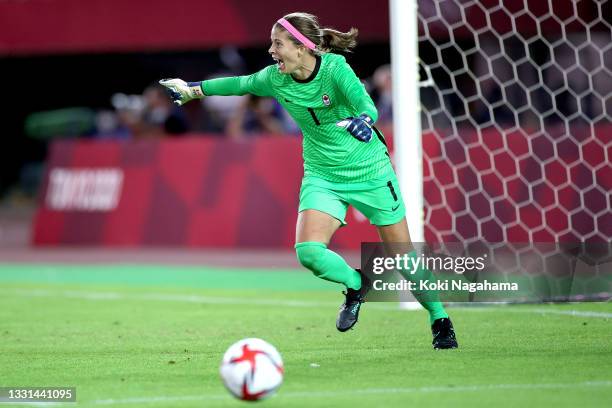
[[33, 136, 381, 249]]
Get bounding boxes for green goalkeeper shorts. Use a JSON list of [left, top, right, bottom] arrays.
[[298, 172, 406, 226]]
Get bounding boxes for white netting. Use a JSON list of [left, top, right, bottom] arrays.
[[417, 0, 611, 244]]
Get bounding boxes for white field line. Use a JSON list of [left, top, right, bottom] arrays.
[[0, 404, 63, 407], [475, 307, 612, 319], [3, 288, 612, 318], [3, 288, 338, 308], [89, 380, 612, 405]]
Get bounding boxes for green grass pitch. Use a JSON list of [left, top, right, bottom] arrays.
[[0, 264, 610, 407]]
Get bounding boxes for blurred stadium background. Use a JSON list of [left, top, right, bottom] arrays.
[[0, 1, 610, 406], [0, 0, 609, 254]]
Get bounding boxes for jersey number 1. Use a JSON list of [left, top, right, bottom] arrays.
[[307, 108, 321, 126]]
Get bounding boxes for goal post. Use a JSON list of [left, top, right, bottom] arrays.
[[390, 0, 424, 243]]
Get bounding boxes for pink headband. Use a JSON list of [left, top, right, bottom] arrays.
[[277, 18, 316, 50]]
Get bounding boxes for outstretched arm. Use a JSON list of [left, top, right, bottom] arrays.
[[160, 66, 274, 106]]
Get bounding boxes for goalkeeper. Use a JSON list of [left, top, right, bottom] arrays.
[[160, 12, 458, 349]]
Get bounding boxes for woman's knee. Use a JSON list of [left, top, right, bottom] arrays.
[[295, 242, 327, 273]]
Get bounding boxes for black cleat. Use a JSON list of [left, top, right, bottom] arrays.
[[336, 270, 370, 332], [431, 317, 459, 349], [336, 288, 363, 332]]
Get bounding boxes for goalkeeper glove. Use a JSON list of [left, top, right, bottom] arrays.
[[336, 114, 374, 143], [158, 78, 204, 106]]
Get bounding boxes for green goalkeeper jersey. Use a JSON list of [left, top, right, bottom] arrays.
[[201, 53, 393, 183]]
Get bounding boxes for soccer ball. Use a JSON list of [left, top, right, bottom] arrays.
[[219, 338, 284, 401]]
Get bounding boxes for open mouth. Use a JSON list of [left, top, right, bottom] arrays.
[[272, 57, 286, 71]]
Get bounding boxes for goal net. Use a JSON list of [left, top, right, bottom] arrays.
[[414, 0, 611, 302]]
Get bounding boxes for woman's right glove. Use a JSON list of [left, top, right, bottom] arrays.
[[159, 79, 204, 106]]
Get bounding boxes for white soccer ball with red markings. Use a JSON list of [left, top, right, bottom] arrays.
[[219, 338, 284, 401]]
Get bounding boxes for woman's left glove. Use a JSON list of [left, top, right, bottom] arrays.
[[336, 114, 374, 142]]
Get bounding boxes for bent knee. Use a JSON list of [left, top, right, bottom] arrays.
[[295, 242, 327, 273]]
